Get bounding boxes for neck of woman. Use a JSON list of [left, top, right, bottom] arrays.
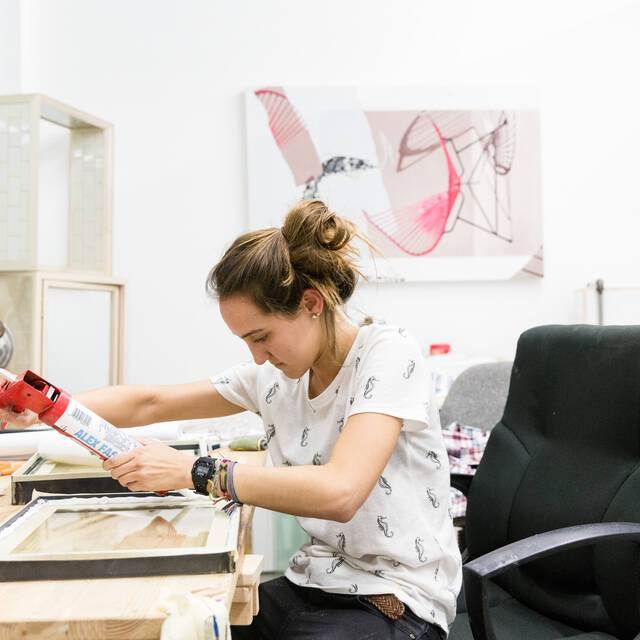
[[308, 315, 359, 398]]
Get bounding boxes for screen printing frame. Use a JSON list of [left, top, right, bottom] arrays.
[[0, 492, 239, 581], [10, 440, 219, 504]]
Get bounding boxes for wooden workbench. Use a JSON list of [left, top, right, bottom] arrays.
[[0, 448, 266, 639]]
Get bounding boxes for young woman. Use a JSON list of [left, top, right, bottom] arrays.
[[1, 200, 461, 639]]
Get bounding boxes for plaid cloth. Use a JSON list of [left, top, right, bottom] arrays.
[[443, 422, 491, 518]]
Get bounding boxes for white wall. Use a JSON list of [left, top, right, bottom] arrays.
[[2, 0, 640, 378]]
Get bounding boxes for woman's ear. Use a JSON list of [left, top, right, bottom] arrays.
[[301, 289, 324, 316]]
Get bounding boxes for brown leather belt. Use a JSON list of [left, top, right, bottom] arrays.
[[362, 593, 406, 620]]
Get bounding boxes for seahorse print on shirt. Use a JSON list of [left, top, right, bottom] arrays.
[[312, 452, 322, 465], [337, 417, 345, 432], [398, 327, 407, 337], [349, 397, 355, 406], [335, 385, 340, 395], [377, 516, 394, 538], [426, 488, 440, 509], [213, 376, 231, 384], [290, 552, 309, 569], [434, 563, 440, 581], [282, 460, 292, 467], [265, 424, 276, 445], [355, 356, 361, 371], [392, 560, 401, 567], [378, 475, 392, 495], [415, 537, 427, 563], [265, 382, 279, 404], [374, 569, 385, 578], [336, 532, 346, 552], [425, 450, 442, 469], [301, 426, 310, 447], [403, 359, 416, 379], [364, 376, 379, 399], [349, 584, 358, 593], [326, 553, 345, 574]]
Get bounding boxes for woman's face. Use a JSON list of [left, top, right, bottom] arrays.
[[220, 294, 323, 379]]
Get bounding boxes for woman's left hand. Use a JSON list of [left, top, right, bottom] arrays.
[[103, 437, 194, 492]]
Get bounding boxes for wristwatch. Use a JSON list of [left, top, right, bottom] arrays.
[[191, 456, 217, 495]]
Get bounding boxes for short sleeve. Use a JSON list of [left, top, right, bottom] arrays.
[[347, 332, 437, 432], [210, 361, 261, 414]]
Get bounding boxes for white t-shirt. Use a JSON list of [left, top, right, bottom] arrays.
[[212, 323, 462, 633]]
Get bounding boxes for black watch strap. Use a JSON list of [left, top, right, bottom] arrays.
[[191, 456, 217, 495]]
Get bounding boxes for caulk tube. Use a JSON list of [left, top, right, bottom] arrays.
[[40, 389, 141, 461]]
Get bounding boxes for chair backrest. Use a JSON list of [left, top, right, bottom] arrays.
[[465, 325, 640, 638], [439, 361, 512, 430]]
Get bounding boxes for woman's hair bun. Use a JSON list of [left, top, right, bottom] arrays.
[[281, 199, 355, 253]]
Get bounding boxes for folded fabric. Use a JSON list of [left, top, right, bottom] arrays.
[[443, 422, 491, 518]]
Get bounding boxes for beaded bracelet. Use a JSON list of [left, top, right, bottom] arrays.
[[207, 457, 242, 516]]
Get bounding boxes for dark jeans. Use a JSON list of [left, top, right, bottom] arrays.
[[231, 576, 446, 640]]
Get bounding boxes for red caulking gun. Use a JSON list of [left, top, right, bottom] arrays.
[[0, 368, 142, 462]]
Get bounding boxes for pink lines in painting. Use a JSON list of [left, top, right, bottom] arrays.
[[254, 88, 322, 186], [255, 89, 306, 149], [363, 121, 460, 256]]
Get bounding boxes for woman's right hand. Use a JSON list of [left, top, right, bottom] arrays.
[[0, 406, 39, 430], [0, 373, 40, 430]]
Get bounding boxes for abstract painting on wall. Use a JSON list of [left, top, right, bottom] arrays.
[[246, 87, 542, 281]]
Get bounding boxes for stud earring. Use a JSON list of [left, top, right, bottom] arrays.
[[312, 313, 319, 319]]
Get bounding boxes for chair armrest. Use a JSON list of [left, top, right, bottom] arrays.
[[450, 473, 473, 496], [463, 522, 640, 640]]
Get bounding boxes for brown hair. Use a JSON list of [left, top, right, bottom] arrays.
[[206, 199, 375, 355]]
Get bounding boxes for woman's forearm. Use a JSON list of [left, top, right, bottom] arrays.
[[232, 463, 356, 523], [74, 385, 158, 429]]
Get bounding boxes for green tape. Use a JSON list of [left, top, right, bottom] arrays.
[[229, 434, 267, 451]]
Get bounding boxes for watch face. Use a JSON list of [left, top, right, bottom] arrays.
[[196, 463, 209, 475]]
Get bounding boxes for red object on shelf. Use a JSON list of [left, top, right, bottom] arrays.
[[430, 344, 451, 355]]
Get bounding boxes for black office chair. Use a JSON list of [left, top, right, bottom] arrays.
[[448, 325, 640, 640]]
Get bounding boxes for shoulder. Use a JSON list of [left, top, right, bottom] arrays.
[[358, 323, 422, 359]]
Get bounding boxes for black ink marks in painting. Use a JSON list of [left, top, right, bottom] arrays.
[[303, 156, 374, 199], [265, 382, 279, 404], [426, 488, 440, 509], [336, 532, 346, 553], [326, 553, 345, 574], [364, 376, 379, 399], [377, 516, 394, 538], [213, 376, 231, 384], [378, 475, 392, 495], [265, 424, 276, 445], [349, 584, 358, 593], [415, 537, 427, 563], [425, 450, 442, 469], [301, 426, 310, 447], [403, 359, 415, 379], [337, 417, 345, 432], [312, 452, 322, 465]]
